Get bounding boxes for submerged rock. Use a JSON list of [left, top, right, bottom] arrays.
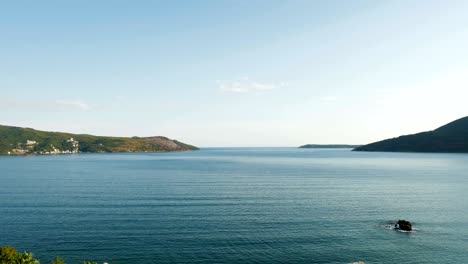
[[394, 220, 412, 231]]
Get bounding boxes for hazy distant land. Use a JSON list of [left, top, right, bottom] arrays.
[[0, 125, 198, 155], [299, 144, 362, 149]]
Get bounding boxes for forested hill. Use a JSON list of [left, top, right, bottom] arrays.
[[0, 125, 198, 155], [354, 116, 468, 153]]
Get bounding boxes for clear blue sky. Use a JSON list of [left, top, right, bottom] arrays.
[[1, 0, 467, 147]]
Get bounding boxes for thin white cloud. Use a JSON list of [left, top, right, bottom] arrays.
[[55, 100, 90, 110], [218, 79, 286, 93], [319, 96, 338, 102], [0, 98, 90, 111]]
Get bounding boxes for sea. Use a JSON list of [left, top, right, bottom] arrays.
[[1, 148, 467, 264]]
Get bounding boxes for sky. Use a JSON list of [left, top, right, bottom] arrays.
[[1, 0, 468, 147]]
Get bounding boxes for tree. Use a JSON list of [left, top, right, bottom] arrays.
[[1, 246, 40, 264], [50, 256, 65, 264], [16, 252, 40, 264], [1, 246, 18, 264]]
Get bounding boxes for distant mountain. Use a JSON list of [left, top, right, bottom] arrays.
[[299, 144, 362, 149], [0, 125, 198, 155], [354, 116, 468, 153]]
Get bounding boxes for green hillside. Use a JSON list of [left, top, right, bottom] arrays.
[[0, 125, 198, 155], [354, 116, 468, 153]]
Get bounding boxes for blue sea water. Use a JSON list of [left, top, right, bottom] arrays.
[[1, 148, 467, 264]]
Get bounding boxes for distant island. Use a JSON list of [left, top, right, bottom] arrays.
[[354, 116, 468, 153], [0, 125, 198, 155], [299, 144, 362, 149]]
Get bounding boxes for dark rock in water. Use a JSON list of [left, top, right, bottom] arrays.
[[394, 220, 412, 231]]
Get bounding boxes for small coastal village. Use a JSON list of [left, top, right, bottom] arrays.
[[9, 137, 80, 155]]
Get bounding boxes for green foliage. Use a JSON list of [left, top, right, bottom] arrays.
[[0, 246, 39, 264], [16, 252, 40, 264], [1, 246, 104, 264], [50, 256, 65, 264], [1, 246, 18, 264]]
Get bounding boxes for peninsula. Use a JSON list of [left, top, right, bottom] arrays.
[[299, 144, 362, 149], [354, 116, 468, 153], [0, 125, 198, 155]]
